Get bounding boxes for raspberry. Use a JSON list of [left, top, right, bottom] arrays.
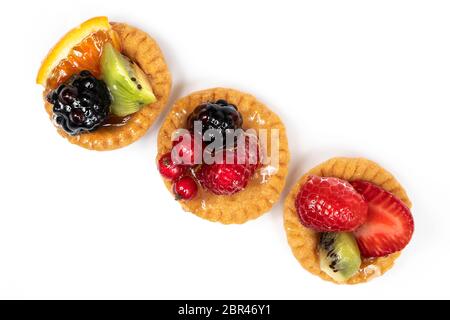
[[197, 147, 257, 195], [295, 176, 368, 232]]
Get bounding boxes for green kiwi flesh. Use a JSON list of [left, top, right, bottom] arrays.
[[101, 43, 157, 117], [319, 232, 362, 283]]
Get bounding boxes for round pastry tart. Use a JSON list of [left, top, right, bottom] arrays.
[[157, 88, 290, 224], [284, 157, 414, 284], [37, 17, 171, 150]]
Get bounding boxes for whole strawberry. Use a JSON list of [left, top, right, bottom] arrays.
[[295, 176, 368, 232]]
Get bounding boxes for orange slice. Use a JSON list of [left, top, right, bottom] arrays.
[[36, 16, 121, 88]]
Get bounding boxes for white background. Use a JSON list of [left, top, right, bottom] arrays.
[[0, 0, 448, 299]]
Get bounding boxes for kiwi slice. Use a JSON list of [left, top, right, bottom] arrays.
[[319, 232, 361, 283], [100, 43, 157, 117]]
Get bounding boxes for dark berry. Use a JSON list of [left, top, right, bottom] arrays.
[[54, 116, 64, 125], [47, 91, 58, 104], [173, 176, 198, 200], [56, 84, 67, 94], [79, 94, 94, 108], [80, 70, 92, 77], [47, 70, 111, 135], [69, 109, 85, 125], [158, 152, 187, 180], [78, 77, 96, 90], [58, 86, 78, 105], [216, 99, 236, 109], [187, 100, 243, 148]]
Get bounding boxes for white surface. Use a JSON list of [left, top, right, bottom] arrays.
[[0, 0, 448, 299]]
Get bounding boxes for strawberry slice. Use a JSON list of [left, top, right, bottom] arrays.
[[351, 180, 414, 258]]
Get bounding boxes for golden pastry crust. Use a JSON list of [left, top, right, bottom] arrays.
[[43, 23, 171, 151], [157, 88, 290, 224], [284, 157, 412, 284]]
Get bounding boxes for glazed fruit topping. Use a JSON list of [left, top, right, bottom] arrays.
[[351, 181, 414, 258], [101, 43, 156, 117], [198, 160, 252, 196], [47, 71, 111, 135], [197, 147, 257, 196], [37, 17, 121, 88], [187, 100, 243, 148], [295, 176, 368, 232], [173, 176, 198, 200], [158, 104, 261, 200], [158, 152, 187, 181], [319, 232, 361, 283]]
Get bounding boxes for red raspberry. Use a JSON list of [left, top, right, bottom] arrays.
[[198, 161, 252, 195], [198, 145, 257, 195], [295, 176, 368, 232]]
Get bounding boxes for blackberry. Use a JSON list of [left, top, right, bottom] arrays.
[[187, 100, 243, 148], [47, 71, 111, 135]]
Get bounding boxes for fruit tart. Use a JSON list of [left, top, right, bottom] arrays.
[[157, 88, 290, 224], [37, 17, 171, 150], [284, 157, 414, 284]]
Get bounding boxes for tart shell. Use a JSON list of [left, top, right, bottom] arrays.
[[284, 157, 412, 284], [157, 88, 290, 224], [43, 23, 172, 151]]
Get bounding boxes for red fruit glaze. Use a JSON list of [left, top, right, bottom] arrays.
[[295, 176, 369, 232], [173, 176, 198, 200], [158, 152, 187, 181], [351, 180, 414, 258]]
